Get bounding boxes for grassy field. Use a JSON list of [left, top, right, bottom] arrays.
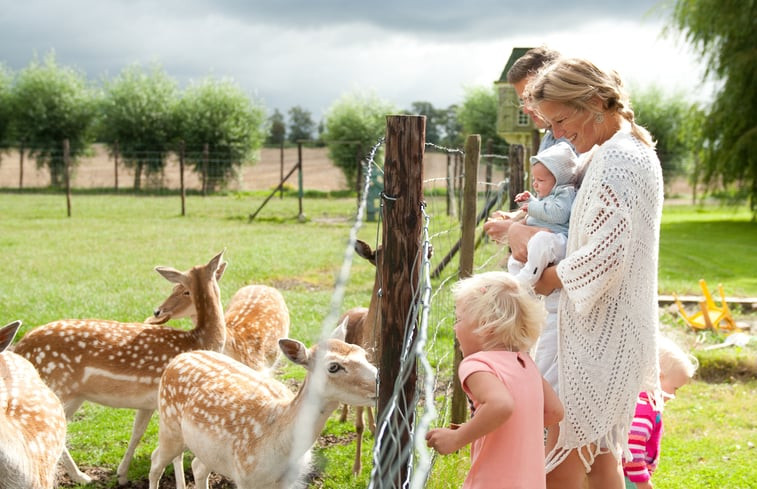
[[1, 191, 756, 488]]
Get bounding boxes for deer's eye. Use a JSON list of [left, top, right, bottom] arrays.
[[183, 290, 191, 296], [328, 363, 343, 374]]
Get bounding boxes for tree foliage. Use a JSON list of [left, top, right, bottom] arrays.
[[632, 85, 691, 189], [324, 91, 396, 186], [175, 78, 266, 191], [287, 105, 315, 143], [669, 0, 757, 210], [456, 85, 507, 154], [99, 64, 178, 189], [266, 109, 286, 145], [10, 52, 98, 186]]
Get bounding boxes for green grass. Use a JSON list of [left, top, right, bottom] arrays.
[[2, 192, 756, 488]]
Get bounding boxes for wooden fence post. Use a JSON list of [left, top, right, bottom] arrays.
[[202, 143, 209, 196], [18, 142, 24, 189], [450, 134, 480, 426], [63, 139, 71, 218], [508, 144, 525, 209], [179, 141, 186, 216], [377, 114, 425, 488], [114, 140, 119, 192]]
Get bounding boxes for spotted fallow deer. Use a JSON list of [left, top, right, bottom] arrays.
[[146, 279, 290, 372], [12, 251, 227, 486], [334, 239, 382, 475], [148, 337, 378, 489], [0, 320, 67, 489]]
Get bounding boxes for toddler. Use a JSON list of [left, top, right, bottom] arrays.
[[623, 335, 699, 488], [425, 271, 563, 489]]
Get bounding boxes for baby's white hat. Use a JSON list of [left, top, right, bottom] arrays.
[[530, 141, 578, 186]]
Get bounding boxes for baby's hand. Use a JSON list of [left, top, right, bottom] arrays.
[[514, 191, 532, 203]]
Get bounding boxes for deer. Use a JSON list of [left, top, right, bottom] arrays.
[[146, 276, 290, 372], [333, 239, 383, 475], [12, 251, 227, 486], [1, 320, 67, 489], [148, 336, 378, 489]]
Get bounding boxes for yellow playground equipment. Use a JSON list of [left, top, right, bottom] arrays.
[[673, 279, 738, 332]]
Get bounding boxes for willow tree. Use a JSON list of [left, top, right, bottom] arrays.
[[11, 52, 98, 187], [175, 77, 266, 192], [669, 0, 757, 211], [99, 64, 179, 190], [323, 91, 396, 187]]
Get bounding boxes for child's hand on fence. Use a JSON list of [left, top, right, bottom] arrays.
[[425, 427, 464, 455]]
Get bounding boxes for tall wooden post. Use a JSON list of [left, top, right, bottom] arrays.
[[279, 140, 285, 199], [202, 143, 209, 196], [63, 139, 71, 218], [179, 141, 186, 216], [450, 134, 480, 426], [18, 142, 24, 189], [377, 114, 425, 488], [297, 141, 304, 221], [509, 144, 525, 210], [114, 140, 120, 192]]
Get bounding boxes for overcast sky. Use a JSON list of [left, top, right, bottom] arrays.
[[0, 0, 713, 121]]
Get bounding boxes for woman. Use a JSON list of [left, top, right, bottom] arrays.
[[525, 58, 663, 489]]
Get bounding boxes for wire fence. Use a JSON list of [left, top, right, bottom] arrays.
[[312, 122, 519, 488]]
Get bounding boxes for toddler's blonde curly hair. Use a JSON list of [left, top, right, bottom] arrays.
[[452, 271, 546, 352]]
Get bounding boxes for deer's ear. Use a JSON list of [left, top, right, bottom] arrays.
[[0, 320, 21, 352], [215, 261, 227, 281], [279, 339, 308, 366], [354, 240, 376, 264], [155, 266, 188, 287], [330, 316, 348, 341]]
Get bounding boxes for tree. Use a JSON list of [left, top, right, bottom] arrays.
[[266, 109, 286, 145], [175, 77, 266, 192], [10, 52, 98, 186], [0, 64, 13, 148], [324, 91, 396, 186], [457, 85, 506, 153], [669, 0, 757, 211], [99, 64, 179, 190], [631, 85, 691, 191], [439, 104, 463, 148], [409, 101, 441, 144], [287, 106, 315, 143]]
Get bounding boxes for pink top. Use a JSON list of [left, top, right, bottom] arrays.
[[623, 392, 663, 482], [459, 351, 546, 489]]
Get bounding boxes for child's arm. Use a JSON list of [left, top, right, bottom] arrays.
[[623, 400, 657, 487], [542, 377, 564, 427], [425, 371, 513, 455]]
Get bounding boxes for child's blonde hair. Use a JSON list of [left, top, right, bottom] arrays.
[[658, 335, 699, 379], [452, 271, 546, 352]]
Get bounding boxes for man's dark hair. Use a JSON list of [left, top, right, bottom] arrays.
[[506, 46, 561, 84]]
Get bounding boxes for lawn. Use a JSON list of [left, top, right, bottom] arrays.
[[1, 192, 755, 488]]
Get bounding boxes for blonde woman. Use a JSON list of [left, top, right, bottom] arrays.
[[524, 58, 664, 489]]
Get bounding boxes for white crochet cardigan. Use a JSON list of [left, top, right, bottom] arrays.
[[546, 127, 663, 471]]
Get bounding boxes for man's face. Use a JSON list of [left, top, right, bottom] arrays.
[[513, 78, 548, 129]]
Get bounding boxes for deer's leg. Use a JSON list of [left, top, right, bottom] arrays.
[[352, 406, 364, 475], [191, 457, 212, 489], [60, 398, 92, 484], [366, 406, 376, 435], [149, 436, 184, 489], [339, 403, 349, 423], [172, 455, 186, 489], [117, 408, 154, 485]]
